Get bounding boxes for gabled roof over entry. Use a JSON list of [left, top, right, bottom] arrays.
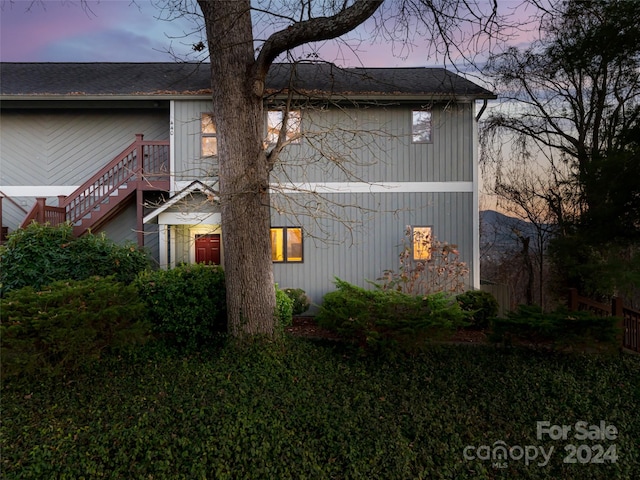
[[143, 180, 218, 224], [0, 62, 495, 100]]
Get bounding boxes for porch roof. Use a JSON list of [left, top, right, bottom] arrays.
[[143, 180, 218, 224]]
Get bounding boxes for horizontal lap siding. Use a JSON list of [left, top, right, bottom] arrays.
[[271, 191, 474, 307]]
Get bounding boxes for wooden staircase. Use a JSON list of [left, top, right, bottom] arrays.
[[21, 134, 170, 246]]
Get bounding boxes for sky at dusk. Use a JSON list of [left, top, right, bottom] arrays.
[[0, 0, 539, 67]]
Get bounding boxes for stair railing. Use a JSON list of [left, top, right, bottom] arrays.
[[20, 134, 169, 231]]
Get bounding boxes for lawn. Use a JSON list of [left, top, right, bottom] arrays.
[[2, 338, 639, 479]]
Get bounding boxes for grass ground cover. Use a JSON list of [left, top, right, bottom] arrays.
[[2, 338, 639, 479]]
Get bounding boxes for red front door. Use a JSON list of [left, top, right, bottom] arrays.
[[195, 234, 221, 265]]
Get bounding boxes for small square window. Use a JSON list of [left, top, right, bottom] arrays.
[[201, 113, 217, 156], [412, 226, 432, 260], [412, 110, 432, 143], [267, 110, 301, 145], [270, 227, 303, 263]]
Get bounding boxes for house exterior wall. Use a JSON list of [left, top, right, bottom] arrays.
[[171, 100, 474, 185], [272, 103, 474, 184], [2, 95, 479, 302], [270, 191, 474, 307], [172, 100, 218, 183], [0, 108, 169, 231]]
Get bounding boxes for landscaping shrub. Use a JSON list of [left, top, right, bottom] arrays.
[[0, 277, 149, 377], [317, 278, 468, 352], [490, 304, 619, 349], [282, 287, 310, 315], [0, 223, 150, 296], [377, 226, 469, 295], [275, 284, 294, 330], [456, 290, 499, 329], [134, 264, 226, 349], [3, 339, 638, 479]]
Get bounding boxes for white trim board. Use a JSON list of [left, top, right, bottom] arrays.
[[271, 181, 474, 194], [0, 186, 79, 197], [3, 181, 474, 199]]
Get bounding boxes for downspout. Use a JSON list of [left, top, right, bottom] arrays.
[[475, 99, 488, 121], [472, 100, 487, 290]]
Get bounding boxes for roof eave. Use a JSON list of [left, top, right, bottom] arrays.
[[1, 92, 497, 103]]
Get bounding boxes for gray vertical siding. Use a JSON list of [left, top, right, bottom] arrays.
[[172, 100, 217, 182], [270, 191, 475, 307], [94, 201, 138, 244], [171, 100, 474, 184], [270, 103, 474, 183]]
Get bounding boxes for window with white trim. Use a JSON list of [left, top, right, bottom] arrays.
[[412, 110, 432, 143], [201, 113, 217, 157], [267, 110, 301, 145], [270, 227, 303, 262]]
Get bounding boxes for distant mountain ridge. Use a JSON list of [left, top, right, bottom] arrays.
[[480, 210, 550, 257]]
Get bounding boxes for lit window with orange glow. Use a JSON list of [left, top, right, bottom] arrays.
[[201, 113, 217, 157], [412, 226, 432, 260], [270, 227, 303, 263]]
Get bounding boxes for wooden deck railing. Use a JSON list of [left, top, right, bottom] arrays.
[[568, 288, 640, 353], [20, 134, 169, 230], [20, 198, 66, 228]]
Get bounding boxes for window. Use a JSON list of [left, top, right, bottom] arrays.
[[267, 110, 301, 145], [270, 227, 303, 262], [412, 110, 432, 143], [412, 226, 432, 260], [201, 113, 217, 156]]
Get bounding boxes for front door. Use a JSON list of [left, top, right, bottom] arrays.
[[195, 234, 221, 265]]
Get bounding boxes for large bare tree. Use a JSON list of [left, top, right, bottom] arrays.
[[190, 0, 505, 338]]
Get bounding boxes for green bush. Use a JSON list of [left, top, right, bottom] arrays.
[[0, 277, 149, 377], [317, 279, 468, 352], [134, 264, 227, 349], [0, 223, 150, 296], [490, 304, 619, 349], [456, 290, 499, 329], [283, 287, 310, 315], [275, 285, 294, 330], [2, 339, 639, 479]]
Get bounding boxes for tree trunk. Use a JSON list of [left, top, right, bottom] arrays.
[[518, 234, 534, 306], [199, 0, 276, 337]]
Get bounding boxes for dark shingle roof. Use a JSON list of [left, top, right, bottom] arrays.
[[0, 62, 495, 99]]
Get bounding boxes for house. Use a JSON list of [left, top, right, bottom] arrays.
[[0, 62, 495, 305]]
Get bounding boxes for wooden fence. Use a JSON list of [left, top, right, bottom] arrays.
[[568, 288, 640, 353]]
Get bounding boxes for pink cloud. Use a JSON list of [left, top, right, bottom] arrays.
[[0, 2, 114, 60]]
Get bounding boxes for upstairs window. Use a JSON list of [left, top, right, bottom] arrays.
[[201, 113, 217, 156], [270, 227, 303, 263], [267, 110, 301, 145], [412, 110, 432, 143], [412, 226, 432, 261]]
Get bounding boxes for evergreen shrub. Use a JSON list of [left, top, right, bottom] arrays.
[[456, 290, 499, 329], [134, 264, 227, 349], [0, 277, 149, 377], [317, 279, 468, 352], [282, 287, 310, 315], [275, 285, 294, 330], [0, 223, 150, 296], [490, 304, 619, 349]]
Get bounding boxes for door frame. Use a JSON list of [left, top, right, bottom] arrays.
[[189, 225, 223, 266]]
